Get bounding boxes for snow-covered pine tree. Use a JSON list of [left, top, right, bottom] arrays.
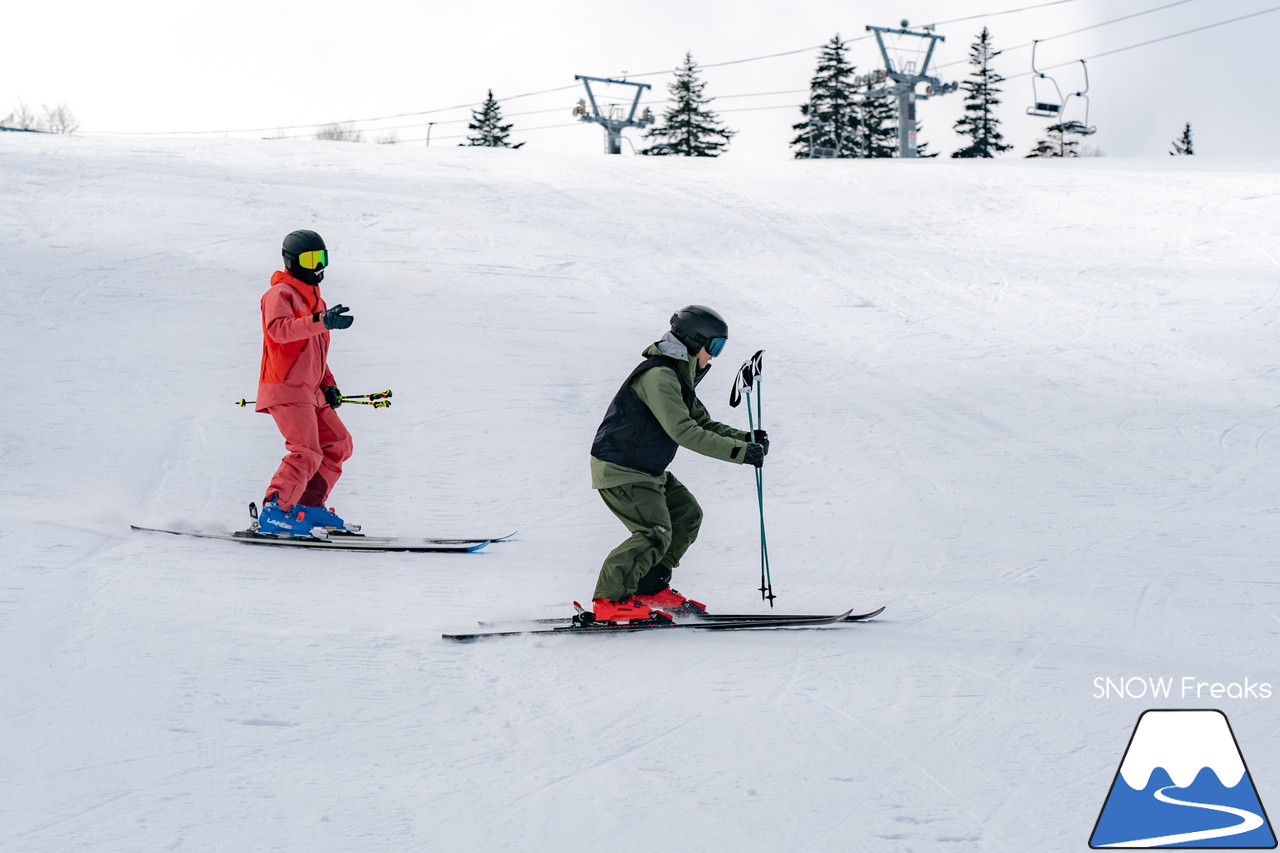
[[1026, 124, 1078, 158], [1170, 122, 1194, 156], [952, 27, 1012, 158], [1026, 137, 1056, 158], [464, 90, 524, 149], [791, 35, 862, 159], [914, 125, 940, 158], [860, 88, 897, 158], [641, 52, 735, 157]]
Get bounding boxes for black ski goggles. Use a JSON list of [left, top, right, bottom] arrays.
[[706, 336, 727, 357]]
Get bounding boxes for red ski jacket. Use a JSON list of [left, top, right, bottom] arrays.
[[256, 270, 336, 412]]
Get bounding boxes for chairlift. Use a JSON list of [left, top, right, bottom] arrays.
[[1060, 59, 1096, 136], [1026, 40, 1063, 118], [1025, 41, 1096, 136]]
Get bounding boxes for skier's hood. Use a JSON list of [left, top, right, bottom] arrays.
[[653, 332, 690, 361], [271, 269, 322, 312], [647, 332, 711, 386]]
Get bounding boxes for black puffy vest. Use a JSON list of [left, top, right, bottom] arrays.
[[591, 355, 700, 477]]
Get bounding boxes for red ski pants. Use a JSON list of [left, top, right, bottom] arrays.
[[263, 403, 353, 511]]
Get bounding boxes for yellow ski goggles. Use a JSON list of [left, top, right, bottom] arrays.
[[297, 249, 328, 270]]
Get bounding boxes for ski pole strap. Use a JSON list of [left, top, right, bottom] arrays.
[[729, 350, 764, 408]]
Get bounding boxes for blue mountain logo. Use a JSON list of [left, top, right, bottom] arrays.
[[1090, 709, 1276, 848]]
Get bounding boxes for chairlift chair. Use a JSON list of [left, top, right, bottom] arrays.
[[1026, 42, 1096, 135], [1026, 40, 1064, 118], [1059, 59, 1096, 136]]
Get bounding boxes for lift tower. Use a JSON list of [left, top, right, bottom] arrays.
[[573, 76, 655, 155], [866, 21, 957, 158]]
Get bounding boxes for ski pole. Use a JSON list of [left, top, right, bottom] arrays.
[[750, 351, 773, 604], [235, 388, 393, 408], [747, 384, 774, 606], [338, 398, 391, 408], [340, 389, 393, 401], [731, 350, 773, 605]]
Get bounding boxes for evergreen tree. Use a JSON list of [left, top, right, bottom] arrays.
[[791, 35, 862, 158], [952, 27, 1012, 158], [914, 124, 940, 158], [464, 90, 524, 149], [641, 52, 735, 157], [1170, 122, 1194, 156], [1026, 124, 1079, 158], [860, 88, 897, 158], [1026, 137, 1056, 158]]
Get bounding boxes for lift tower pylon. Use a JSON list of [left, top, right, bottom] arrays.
[[866, 21, 957, 158], [573, 76, 655, 155]]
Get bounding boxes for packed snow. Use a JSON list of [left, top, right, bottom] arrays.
[[3, 134, 1279, 852]]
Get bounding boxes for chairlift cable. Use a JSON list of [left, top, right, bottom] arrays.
[[88, 0, 1256, 139], [400, 121, 582, 145], [398, 3, 1279, 140], [1006, 3, 1280, 78], [936, 0, 1203, 70], [929, 0, 1079, 27], [290, 0, 1197, 134]]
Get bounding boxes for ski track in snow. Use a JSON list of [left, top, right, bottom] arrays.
[[2, 136, 1280, 851]]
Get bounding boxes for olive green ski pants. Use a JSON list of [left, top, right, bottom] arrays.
[[593, 472, 703, 602]]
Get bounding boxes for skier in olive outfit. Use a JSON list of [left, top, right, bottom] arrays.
[[255, 230, 357, 536], [589, 306, 768, 622]]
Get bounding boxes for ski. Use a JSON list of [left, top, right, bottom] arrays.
[[130, 525, 513, 553], [684, 605, 884, 623], [446, 608, 859, 641], [477, 604, 885, 628]]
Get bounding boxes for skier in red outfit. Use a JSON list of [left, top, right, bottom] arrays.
[[255, 230, 357, 535]]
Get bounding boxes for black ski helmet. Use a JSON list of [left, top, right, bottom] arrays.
[[669, 305, 728, 356], [282, 229, 327, 286]]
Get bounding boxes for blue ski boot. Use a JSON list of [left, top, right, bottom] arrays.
[[256, 495, 317, 537], [294, 504, 359, 533]]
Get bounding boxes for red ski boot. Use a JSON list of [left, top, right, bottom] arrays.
[[632, 586, 707, 616], [590, 597, 673, 624]]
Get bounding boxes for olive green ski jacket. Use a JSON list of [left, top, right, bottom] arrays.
[[590, 336, 750, 490]]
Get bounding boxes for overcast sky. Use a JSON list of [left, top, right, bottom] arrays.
[[4, 0, 1276, 158]]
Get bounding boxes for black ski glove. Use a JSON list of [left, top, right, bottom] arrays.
[[324, 386, 342, 409], [749, 429, 769, 455], [744, 442, 766, 469], [319, 304, 353, 330]]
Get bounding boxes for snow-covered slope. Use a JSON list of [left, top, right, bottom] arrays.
[[3, 135, 1279, 852]]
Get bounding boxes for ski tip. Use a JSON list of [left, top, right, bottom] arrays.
[[130, 524, 178, 536]]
